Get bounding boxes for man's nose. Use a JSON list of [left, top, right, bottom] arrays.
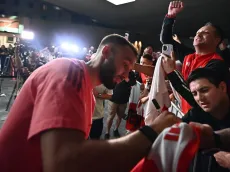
[[197, 92, 205, 101]]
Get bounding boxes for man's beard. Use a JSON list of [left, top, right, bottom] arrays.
[[99, 58, 117, 89]]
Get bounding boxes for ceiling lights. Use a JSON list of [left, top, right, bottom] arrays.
[[106, 0, 135, 5]]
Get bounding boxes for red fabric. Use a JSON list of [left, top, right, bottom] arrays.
[[177, 125, 201, 172], [0, 59, 95, 172], [140, 73, 147, 84], [131, 124, 201, 172], [126, 103, 144, 131], [131, 158, 160, 172], [181, 52, 223, 113]]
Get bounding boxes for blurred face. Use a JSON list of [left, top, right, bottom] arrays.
[[99, 45, 136, 89], [140, 57, 153, 66], [143, 47, 153, 55], [190, 78, 227, 113], [193, 25, 220, 47]]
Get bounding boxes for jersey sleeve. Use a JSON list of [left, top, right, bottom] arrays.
[[28, 61, 87, 139]]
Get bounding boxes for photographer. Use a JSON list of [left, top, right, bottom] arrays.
[[0, 45, 9, 73]]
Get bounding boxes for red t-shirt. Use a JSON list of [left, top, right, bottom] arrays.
[[181, 52, 223, 113], [0, 58, 95, 172]]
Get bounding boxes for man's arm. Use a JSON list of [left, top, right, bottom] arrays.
[[93, 88, 112, 100], [190, 123, 230, 152], [134, 63, 154, 77], [167, 70, 197, 107], [215, 128, 230, 152], [41, 112, 180, 172], [161, 53, 197, 107], [160, 1, 194, 63]]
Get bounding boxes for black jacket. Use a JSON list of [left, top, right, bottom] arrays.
[[182, 107, 230, 172]]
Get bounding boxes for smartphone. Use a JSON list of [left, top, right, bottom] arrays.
[[162, 44, 173, 56]]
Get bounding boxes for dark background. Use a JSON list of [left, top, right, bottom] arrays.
[[0, 0, 229, 50]]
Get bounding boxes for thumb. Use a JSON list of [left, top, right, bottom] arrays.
[[171, 51, 176, 61]]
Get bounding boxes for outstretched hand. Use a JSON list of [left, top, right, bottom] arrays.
[[168, 1, 184, 16]]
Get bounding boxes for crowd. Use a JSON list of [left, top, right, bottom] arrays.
[[1, 1, 230, 172]]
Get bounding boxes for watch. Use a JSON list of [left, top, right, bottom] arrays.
[[139, 125, 158, 143]]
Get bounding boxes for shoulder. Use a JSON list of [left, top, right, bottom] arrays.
[[182, 107, 204, 123], [205, 59, 229, 76]]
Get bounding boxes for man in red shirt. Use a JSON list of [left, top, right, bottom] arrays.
[[0, 34, 179, 172], [160, 1, 226, 113]]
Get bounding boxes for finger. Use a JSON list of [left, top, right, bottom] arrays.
[[175, 1, 179, 8], [189, 122, 203, 128], [180, 1, 184, 8], [161, 53, 170, 59], [171, 51, 176, 61]]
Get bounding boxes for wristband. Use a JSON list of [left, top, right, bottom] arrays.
[[139, 125, 158, 143]]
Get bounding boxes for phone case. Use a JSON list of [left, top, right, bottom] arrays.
[[162, 44, 173, 56]]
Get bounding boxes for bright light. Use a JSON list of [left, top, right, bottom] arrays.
[[61, 43, 80, 53], [71, 45, 79, 52], [21, 31, 34, 40], [83, 47, 87, 52], [106, 0, 135, 5], [61, 43, 69, 49]]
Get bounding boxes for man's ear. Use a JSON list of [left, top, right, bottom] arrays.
[[216, 37, 221, 47], [219, 81, 227, 93], [101, 45, 111, 60]]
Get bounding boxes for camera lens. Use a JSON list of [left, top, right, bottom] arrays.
[[163, 45, 168, 51]]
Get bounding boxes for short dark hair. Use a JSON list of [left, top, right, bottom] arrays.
[[98, 34, 138, 56], [142, 54, 153, 61], [205, 22, 224, 45], [187, 68, 225, 87]]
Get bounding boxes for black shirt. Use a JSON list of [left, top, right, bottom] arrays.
[[182, 107, 230, 172], [110, 80, 132, 104]]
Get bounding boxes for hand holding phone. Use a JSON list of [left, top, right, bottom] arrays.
[[162, 44, 173, 56]]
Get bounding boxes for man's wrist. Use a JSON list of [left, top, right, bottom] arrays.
[[139, 125, 159, 144], [166, 13, 176, 18], [166, 69, 175, 74]]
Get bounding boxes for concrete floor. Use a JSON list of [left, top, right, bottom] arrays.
[[0, 78, 127, 139], [0, 78, 16, 128]]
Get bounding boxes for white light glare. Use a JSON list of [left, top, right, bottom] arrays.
[[21, 31, 34, 40], [71, 45, 79, 52], [61, 43, 69, 49], [61, 43, 79, 52], [106, 0, 135, 5]]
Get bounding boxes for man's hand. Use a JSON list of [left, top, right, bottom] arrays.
[[189, 122, 215, 149], [150, 111, 181, 134], [219, 40, 228, 51], [162, 52, 176, 74], [173, 34, 181, 44], [214, 151, 230, 169], [168, 1, 184, 16]]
